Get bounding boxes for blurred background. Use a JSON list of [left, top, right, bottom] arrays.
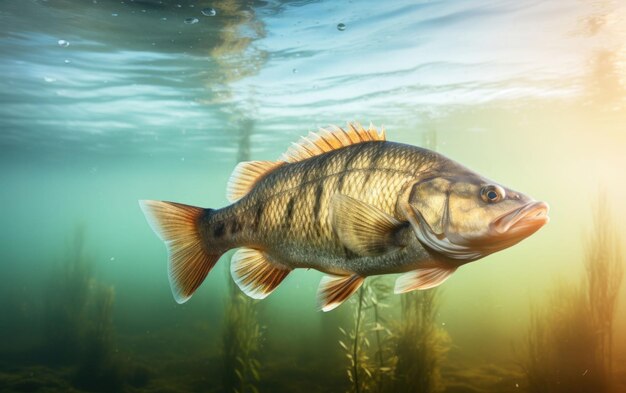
[[0, 0, 625, 392]]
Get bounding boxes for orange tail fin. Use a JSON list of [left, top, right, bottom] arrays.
[[139, 200, 222, 303]]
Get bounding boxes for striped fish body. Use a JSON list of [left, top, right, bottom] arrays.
[[140, 123, 549, 311], [208, 141, 436, 277]]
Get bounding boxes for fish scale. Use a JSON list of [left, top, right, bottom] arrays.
[[225, 142, 423, 261]]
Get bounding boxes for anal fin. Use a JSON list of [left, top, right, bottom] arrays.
[[394, 262, 456, 293], [231, 248, 291, 299], [317, 274, 364, 312]]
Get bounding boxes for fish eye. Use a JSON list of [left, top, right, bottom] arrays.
[[481, 185, 504, 203]]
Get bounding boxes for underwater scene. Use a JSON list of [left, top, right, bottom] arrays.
[[1, 0, 626, 392]]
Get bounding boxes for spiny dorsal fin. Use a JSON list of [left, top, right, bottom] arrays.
[[230, 247, 291, 299], [393, 261, 457, 294], [330, 194, 405, 256], [280, 122, 386, 163], [226, 160, 283, 203], [317, 274, 364, 312]]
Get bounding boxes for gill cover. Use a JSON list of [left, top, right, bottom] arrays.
[[402, 178, 484, 261]]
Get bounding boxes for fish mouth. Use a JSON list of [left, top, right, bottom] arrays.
[[407, 200, 549, 263], [492, 201, 550, 235]]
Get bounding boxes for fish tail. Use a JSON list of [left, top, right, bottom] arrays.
[[139, 200, 223, 304]]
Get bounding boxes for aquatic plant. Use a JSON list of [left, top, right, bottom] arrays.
[[221, 289, 262, 393], [339, 275, 448, 393], [342, 287, 371, 393], [524, 282, 602, 393], [367, 277, 397, 393], [41, 225, 125, 390], [73, 284, 123, 392], [393, 289, 449, 393], [42, 225, 92, 363], [584, 193, 623, 384], [220, 117, 263, 393], [339, 277, 396, 393], [523, 194, 623, 393]]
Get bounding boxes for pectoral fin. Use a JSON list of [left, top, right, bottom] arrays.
[[231, 248, 291, 299], [317, 274, 364, 312], [330, 194, 406, 256], [394, 261, 456, 293]]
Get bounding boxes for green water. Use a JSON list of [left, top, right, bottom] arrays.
[[1, 0, 626, 392]]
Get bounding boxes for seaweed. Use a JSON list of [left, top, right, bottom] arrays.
[[220, 290, 262, 393], [219, 117, 262, 393], [41, 225, 92, 364], [523, 194, 623, 393], [339, 277, 397, 393], [40, 225, 126, 391], [524, 282, 601, 393], [584, 193, 623, 384], [73, 284, 123, 392], [342, 286, 369, 393], [338, 272, 449, 393], [393, 289, 449, 393]]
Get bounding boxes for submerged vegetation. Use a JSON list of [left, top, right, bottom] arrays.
[[42, 226, 93, 364], [221, 287, 262, 393], [394, 289, 449, 393], [523, 194, 624, 393], [339, 276, 449, 393], [220, 118, 262, 393], [584, 195, 624, 385], [39, 226, 128, 391], [73, 284, 121, 391], [339, 278, 395, 393]]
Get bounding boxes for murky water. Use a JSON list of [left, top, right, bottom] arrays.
[[1, 1, 625, 392]]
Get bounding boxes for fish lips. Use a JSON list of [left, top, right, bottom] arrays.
[[491, 201, 550, 236]]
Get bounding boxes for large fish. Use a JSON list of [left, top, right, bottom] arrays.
[[140, 123, 549, 311]]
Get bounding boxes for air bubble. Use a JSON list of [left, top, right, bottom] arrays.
[[337, 23, 346, 31], [57, 39, 69, 47], [184, 17, 199, 24], [201, 7, 216, 16]]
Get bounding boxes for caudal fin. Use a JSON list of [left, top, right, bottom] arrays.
[[139, 200, 222, 303]]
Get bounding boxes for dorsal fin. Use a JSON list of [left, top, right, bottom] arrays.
[[280, 122, 386, 163], [226, 160, 283, 203]]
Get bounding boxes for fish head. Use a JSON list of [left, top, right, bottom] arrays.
[[406, 173, 549, 262]]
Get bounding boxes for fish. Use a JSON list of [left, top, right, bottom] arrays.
[[140, 123, 549, 311]]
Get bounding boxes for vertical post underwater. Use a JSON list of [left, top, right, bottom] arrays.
[[393, 125, 447, 393], [220, 117, 262, 393]]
